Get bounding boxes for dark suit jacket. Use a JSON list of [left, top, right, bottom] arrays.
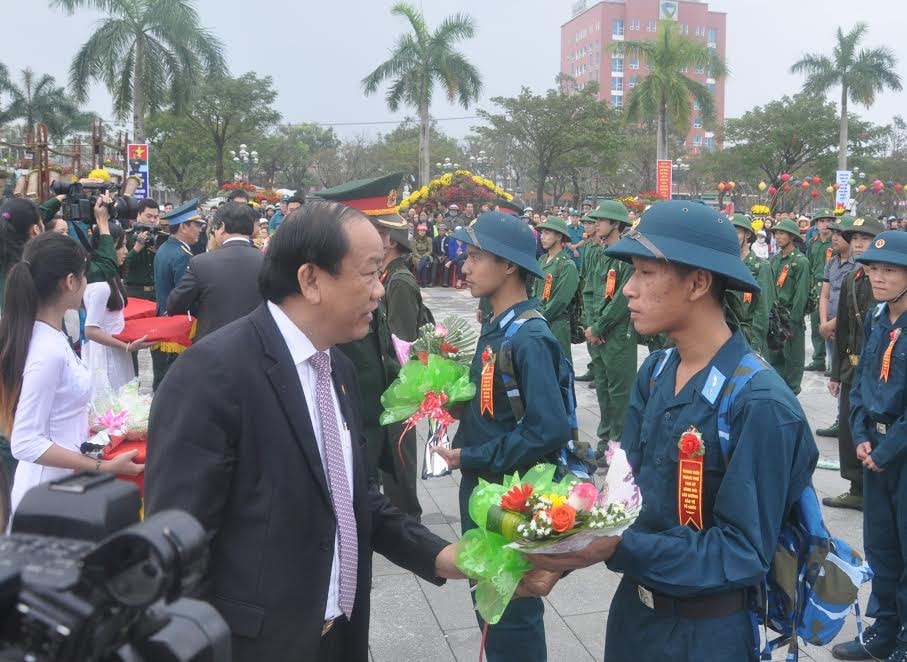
[[166, 238, 264, 340], [145, 303, 448, 661]]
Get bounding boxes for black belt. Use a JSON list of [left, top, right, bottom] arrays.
[[634, 583, 746, 619]]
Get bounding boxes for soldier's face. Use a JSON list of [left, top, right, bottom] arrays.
[[774, 231, 793, 249], [624, 258, 708, 337], [849, 232, 873, 258], [137, 207, 160, 225], [462, 245, 513, 298], [831, 231, 848, 253], [866, 263, 907, 303], [540, 229, 561, 251], [582, 220, 596, 239]]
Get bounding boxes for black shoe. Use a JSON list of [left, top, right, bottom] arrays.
[[575, 372, 594, 382], [831, 622, 897, 660], [886, 641, 907, 662], [816, 421, 840, 438], [805, 361, 827, 372]]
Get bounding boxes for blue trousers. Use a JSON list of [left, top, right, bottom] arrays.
[[604, 578, 756, 661], [863, 456, 907, 643], [459, 474, 547, 661]]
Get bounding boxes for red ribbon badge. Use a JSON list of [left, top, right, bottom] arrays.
[[880, 328, 902, 383], [397, 390, 454, 465], [776, 264, 789, 288], [677, 427, 705, 530], [542, 273, 553, 302], [742, 292, 753, 304], [605, 268, 617, 299], [480, 347, 495, 418], [825, 247, 833, 264]]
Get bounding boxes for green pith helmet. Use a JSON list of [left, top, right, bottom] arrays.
[[812, 208, 836, 221], [840, 215, 886, 239], [730, 213, 756, 241], [768, 217, 802, 238], [587, 199, 631, 225], [536, 215, 572, 240]]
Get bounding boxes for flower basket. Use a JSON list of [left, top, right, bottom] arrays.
[[398, 169, 512, 213]]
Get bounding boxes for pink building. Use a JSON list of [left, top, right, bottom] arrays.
[[560, 0, 727, 154]]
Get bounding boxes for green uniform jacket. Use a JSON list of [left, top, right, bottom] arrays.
[[383, 257, 423, 342], [830, 267, 877, 385], [533, 250, 578, 353], [124, 231, 156, 287], [771, 249, 810, 322], [589, 247, 634, 341], [581, 241, 603, 325], [807, 233, 833, 285], [410, 236, 433, 261], [728, 252, 775, 354]]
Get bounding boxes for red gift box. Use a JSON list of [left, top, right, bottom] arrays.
[[123, 297, 157, 321], [101, 435, 146, 495], [113, 315, 195, 353]]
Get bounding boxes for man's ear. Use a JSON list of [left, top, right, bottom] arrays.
[[297, 263, 321, 304]]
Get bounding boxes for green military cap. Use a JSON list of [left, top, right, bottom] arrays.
[[730, 213, 756, 241], [536, 215, 572, 240], [767, 217, 801, 238], [840, 215, 886, 239], [587, 199, 631, 225], [315, 172, 410, 249], [812, 208, 837, 220]]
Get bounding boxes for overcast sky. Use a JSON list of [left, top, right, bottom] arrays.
[[2, 0, 906, 142]]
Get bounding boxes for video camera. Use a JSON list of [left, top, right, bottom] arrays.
[[50, 180, 140, 225], [0, 473, 230, 662], [131, 223, 169, 250]]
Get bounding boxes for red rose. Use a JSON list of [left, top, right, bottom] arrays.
[[417, 351, 429, 365], [678, 432, 702, 456], [440, 342, 459, 354], [549, 504, 576, 533], [500, 483, 533, 513]]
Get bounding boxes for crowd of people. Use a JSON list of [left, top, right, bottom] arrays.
[[0, 174, 905, 661]]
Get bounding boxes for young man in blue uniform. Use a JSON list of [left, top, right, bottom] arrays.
[[832, 230, 907, 662], [435, 211, 572, 662], [152, 199, 205, 391], [529, 201, 819, 661]]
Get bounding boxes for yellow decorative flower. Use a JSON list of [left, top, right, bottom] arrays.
[[87, 168, 111, 182], [440, 173, 453, 186], [750, 204, 771, 216], [545, 493, 567, 507]]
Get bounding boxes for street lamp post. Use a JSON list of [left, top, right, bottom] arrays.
[[434, 156, 460, 175], [672, 157, 690, 196], [229, 144, 259, 183], [468, 150, 489, 176]]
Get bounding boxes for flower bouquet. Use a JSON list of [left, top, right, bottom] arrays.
[[87, 379, 151, 493], [380, 317, 477, 479], [455, 445, 641, 624]]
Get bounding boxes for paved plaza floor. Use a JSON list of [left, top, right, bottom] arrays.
[[365, 286, 868, 662]]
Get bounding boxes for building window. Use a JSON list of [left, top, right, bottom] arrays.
[[707, 82, 717, 94], [629, 76, 639, 88], [693, 135, 702, 146], [611, 77, 623, 91], [681, 23, 689, 35], [611, 94, 624, 108], [693, 100, 701, 111], [705, 136, 715, 149], [693, 115, 702, 128], [695, 64, 705, 74], [631, 19, 641, 31], [613, 19, 624, 36], [612, 56, 624, 73], [708, 27, 718, 43], [680, 65, 688, 73], [646, 20, 656, 32], [629, 57, 639, 70]]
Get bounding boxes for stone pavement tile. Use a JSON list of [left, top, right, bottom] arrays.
[[369, 573, 456, 662], [442, 625, 483, 661], [561, 611, 607, 659], [544, 567, 621, 617], [417, 577, 478, 631], [373, 550, 411, 577]]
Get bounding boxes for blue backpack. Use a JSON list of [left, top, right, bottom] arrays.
[[497, 309, 597, 481], [651, 348, 873, 661]]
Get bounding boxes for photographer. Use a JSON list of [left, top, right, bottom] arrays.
[[0, 233, 143, 523], [123, 199, 162, 301]]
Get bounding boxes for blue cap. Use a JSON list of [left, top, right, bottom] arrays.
[[453, 211, 543, 277], [161, 198, 201, 226], [856, 231, 907, 269], [606, 200, 760, 293]]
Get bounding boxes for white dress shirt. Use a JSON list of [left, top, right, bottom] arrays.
[[10, 322, 91, 515], [267, 301, 354, 620]]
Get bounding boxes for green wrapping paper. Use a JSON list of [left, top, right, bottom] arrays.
[[455, 464, 575, 624], [379, 355, 475, 425]]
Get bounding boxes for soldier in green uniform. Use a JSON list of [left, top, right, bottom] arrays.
[[152, 199, 205, 391], [533, 216, 580, 361], [124, 199, 162, 301], [767, 217, 811, 394], [806, 209, 835, 371], [824, 216, 884, 511], [584, 200, 636, 454], [728, 213, 775, 354], [575, 213, 599, 383]]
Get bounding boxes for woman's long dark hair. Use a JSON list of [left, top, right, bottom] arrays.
[[0, 199, 42, 276], [91, 223, 128, 311], [0, 233, 87, 436]]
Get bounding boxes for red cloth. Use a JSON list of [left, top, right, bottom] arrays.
[[101, 436, 146, 495], [123, 297, 157, 321], [113, 315, 194, 348]]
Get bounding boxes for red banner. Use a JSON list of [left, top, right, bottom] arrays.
[[656, 160, 673, 200]]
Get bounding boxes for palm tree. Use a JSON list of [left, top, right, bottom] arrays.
[[50, 0, 226, 143], [791, 23, 902, 171], [363, 3, 482, 186], [1, 68, 82, 139], [612, 20, 727, 161]]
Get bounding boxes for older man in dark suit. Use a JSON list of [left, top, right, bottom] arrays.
[[145, 201, 471, 661], [166, 202, 264, 341]]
